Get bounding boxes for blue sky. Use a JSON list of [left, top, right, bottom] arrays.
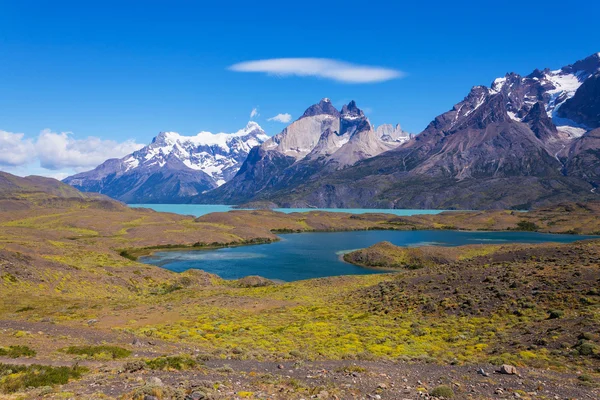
[[1, 0, 599, 178]]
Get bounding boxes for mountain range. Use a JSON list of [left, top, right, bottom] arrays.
[[200, 52, 600, 209], [64, 122, 269, 203], [65, 101, 410, 203], [198, 98, 411, 205], [64, 52, 600, 209]]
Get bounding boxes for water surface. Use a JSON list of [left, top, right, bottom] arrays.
[[141, 230, 594, 281], [128, 204, 447, 217]]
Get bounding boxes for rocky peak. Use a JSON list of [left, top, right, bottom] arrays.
[[340, 101, 370, 137], [375, 124, 411, 143], [490, 73, 522, 94], [243, 121, 266, 136], [563, 52, 600, 76], [341, 100, 365, 120], [300, 98, 340, 119], [456, 52, 600, 136], [64, 122, 270, 202], [556, 72, 600, 129], [527, 68, 545, 79], [523, 101, 558, 141], [151, 131, 179, 146], [523, 101, 550, 123], [452, 92, 509, 132]]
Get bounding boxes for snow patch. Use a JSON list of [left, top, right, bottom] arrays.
[[490, 77, 507, 94], [124, 156, 139, 171], [115, 122, 268, 187], [463, 92, 487, 118], [552, 114, 590, 138], [342, 114, 362, 120], [556, 125, 587, 139], [544, 70, 585, 116], [507, 111, 521, 121]]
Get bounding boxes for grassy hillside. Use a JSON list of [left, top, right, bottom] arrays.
[[0, 172, 100, 199], [0, 173, 599, 398]]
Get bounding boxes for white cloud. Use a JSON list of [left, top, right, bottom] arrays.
[[0, 129, 144, 177], [267, 113, 292, 123], [250, 107, 259, 119], [229, 58, 404, 84], [45, 171, 72, 180], [0, 130, 36, 166], [35, 129, 144, 170]]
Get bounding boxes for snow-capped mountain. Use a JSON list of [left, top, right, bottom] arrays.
[[125, 122, 268, 185], [485, 53, 600, 142], [64, 122, 268, 203], [200, 99, 411, 204], [261, 99, 407, 167], [204, 53, 600, 209]]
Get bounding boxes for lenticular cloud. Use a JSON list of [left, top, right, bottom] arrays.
[[229, 58, 404, 84]]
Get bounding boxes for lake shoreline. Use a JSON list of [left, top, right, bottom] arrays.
[[130, 224, 588, 262], [138, 228, 596, 281], [128, 203, 452, 217]]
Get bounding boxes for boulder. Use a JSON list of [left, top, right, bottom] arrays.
[[499, 364, 518, 375]]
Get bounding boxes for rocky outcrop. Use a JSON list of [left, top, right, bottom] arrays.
[[557, 72, 600, 129], [522, 101, 558, 143], [375, 123, 411, 142], [564, 128, 600, 188], [300, 97, 340, 119], [200, 99, 409, 204]]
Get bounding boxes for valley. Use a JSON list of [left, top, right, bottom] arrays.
[[0, 173, 599, 398], [60, 53, 600, 211], [3, 4, 600, 399]]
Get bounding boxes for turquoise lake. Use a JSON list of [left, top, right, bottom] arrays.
[[140, 230, 595, 282], [128, 204, 447, 217]]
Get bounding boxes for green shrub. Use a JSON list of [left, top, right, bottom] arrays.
[[548, 309, 564, 319], [576, 341, 598, 356], [579, 332, 596, 341], [335, 365, 367, 373], [0, 345, 36, 358], [2, 273, 17, 283], [119, 250, 137, 261], [288, 350, 307, 359], [196, 353, 212, 362], [0, 363, 87, 393], [127, 382, 184, 399], [63, 345, 131, 359], [122, 360, 145, 372], [430, 385, 455, 398], [150, 283, 183, 295], [516, 220, 539, 231], [146, 356, 197, 370], [215, 364, 234, 373]]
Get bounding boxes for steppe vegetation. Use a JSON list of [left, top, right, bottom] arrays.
[[0, 174, 599, 398]]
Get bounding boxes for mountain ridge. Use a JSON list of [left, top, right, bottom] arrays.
[[63, 122, 268, 203], [204, 52, 600, 209], [198, 99, 411, 204], [63, 53, 600, 210]]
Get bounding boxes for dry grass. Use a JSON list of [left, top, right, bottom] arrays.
[[0, 192, 599, 397]]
